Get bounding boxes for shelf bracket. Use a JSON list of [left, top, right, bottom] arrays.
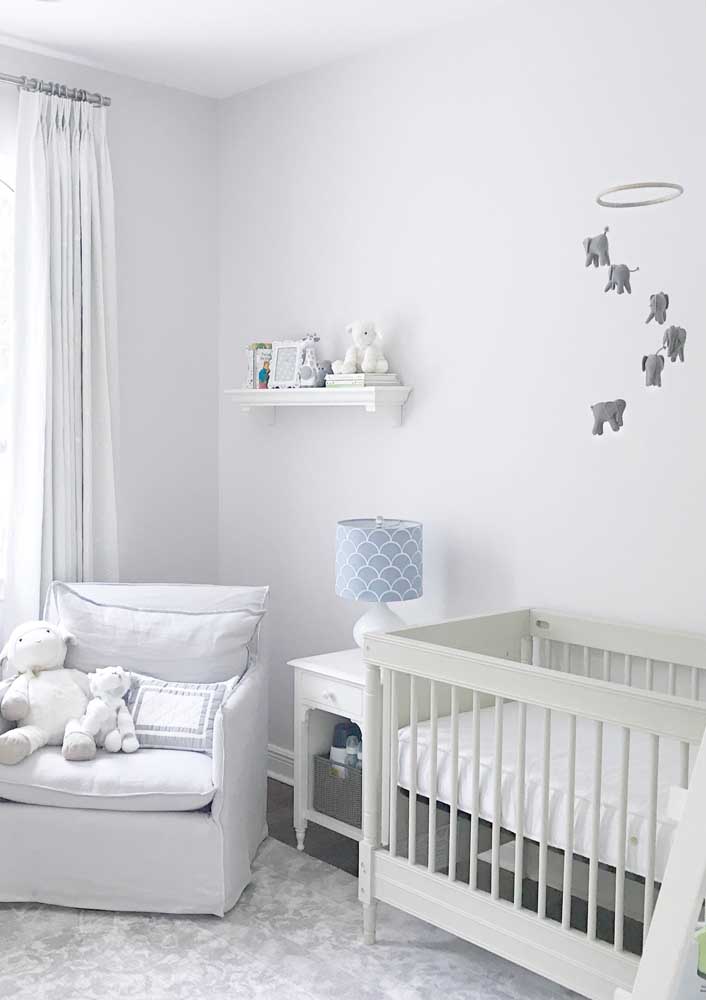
[[241, 404, 276, 425], [365, 403, 403, 427]]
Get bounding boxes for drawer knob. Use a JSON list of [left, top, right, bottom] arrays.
[[322, 690, 336, 703]]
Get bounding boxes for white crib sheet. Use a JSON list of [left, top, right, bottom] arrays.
[[397, 702, 689, 883]]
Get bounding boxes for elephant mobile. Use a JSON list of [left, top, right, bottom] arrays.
[[584, 181, 686, 439]]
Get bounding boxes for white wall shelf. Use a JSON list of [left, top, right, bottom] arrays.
[[224, 386, 412, 426]]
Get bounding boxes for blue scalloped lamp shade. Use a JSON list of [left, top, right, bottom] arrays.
[[335, 518, 423, 604]]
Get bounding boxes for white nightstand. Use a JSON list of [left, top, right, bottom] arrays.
[[289, 649, 366, 851]]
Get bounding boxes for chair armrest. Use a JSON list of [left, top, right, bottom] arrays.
[[211, 657, 269, 910]]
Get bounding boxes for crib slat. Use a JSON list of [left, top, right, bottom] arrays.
[[408, 675, 418, 866], [491, 696, 504, 900], [520, 636, 532, 665], [624, 654, 632, 686], [427, 680, 438, 874], [587, 719, 603, 940], [614, 726, 630, 952], [469, 690, 481, 891], [645, 658, 654, 691], [602, 650, 610, 682], [544, 638, 552, 669], [538, 708, 552, 919], [514, 701, 527, 909], [680, 741, 690, 788], [643, 734, 659, 936], [668, 662, 676, 696], [691, 667, 699, 701], [563, 642, 571, 674], [561, 714, 577, 930], [448, 686, 459, 883], [583, 646, 591, 677], [389, 671, 399, 859]]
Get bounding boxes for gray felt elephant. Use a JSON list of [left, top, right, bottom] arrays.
[[591, 398, 626, 436], [642, 353, 665, 387], [663, 325, 686, 363], [315, 360, 333, 387], [583, 227, 610, 268], [604, 264, 639, 295], [645, 292, 669, 325]]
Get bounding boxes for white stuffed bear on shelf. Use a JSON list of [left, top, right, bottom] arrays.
[[331, 321, 389, 375], [0, 620, 89, 766], [63, 666, 139, 761]]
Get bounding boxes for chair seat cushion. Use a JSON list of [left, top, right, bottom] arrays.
[[0, 747, 215, 812]]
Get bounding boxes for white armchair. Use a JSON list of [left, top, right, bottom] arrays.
[[0, 583, 268, 915]]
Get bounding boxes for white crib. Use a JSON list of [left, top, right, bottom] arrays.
[[359, 609, 706, 1000]]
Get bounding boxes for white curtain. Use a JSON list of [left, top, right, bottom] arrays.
[[3, 90, 119, 628]]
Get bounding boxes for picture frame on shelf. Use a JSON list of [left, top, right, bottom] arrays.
[[269, 339, 305, 389], [244, 343, 272, 389]]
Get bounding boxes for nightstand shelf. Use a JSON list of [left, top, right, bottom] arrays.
[[289, 649, 368, 849], [225, 386, 412, 426]]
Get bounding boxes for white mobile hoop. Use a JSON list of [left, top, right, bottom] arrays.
[[596, 181, 684, 208]]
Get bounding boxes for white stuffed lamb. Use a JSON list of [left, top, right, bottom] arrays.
[[331, 321, 389, 375], [0, 620, 89, 765], [63, 666, 139, 761]]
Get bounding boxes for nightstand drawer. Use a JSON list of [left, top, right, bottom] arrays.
[[299, 672, 363, 718]]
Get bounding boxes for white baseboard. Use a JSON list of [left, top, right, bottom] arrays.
[[267, 743, 294, 785]]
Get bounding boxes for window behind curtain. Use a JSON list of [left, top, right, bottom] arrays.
[[0, 176, 13, 584]]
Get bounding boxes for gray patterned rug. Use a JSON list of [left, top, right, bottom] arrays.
[[0, 838, 580, 999]]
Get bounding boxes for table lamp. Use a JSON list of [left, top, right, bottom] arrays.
[[335, 517, 423, 647]]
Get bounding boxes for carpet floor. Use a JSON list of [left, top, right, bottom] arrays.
[[0, 837, 581, 999]]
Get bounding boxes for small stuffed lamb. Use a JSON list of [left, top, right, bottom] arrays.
[[63, 666, 139, 761]]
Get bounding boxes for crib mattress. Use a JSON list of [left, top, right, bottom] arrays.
[[397, 701, 688, 883]]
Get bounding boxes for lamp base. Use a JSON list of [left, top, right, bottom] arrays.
[[352, 603, 405, 648]]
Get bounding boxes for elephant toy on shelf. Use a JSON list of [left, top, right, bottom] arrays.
[[604, 264, 639, 295], [663, 325, 686, 363], [591, 398, 626, 436], [645, 292, 669, 325], [583, 227, 610, 268], [642, 352, 665, 387]]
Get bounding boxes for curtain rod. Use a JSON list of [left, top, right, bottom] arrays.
[[0, 71, 111, 107]]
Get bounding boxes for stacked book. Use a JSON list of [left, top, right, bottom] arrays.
[[325, 373, 400, 388]]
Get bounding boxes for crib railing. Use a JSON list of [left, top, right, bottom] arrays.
[[360, 611, 706, 1000], [535, 633, 702, 705], [385, 674, 680, 945]]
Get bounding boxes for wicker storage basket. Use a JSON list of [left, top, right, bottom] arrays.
[[312, 753, 362, 828]]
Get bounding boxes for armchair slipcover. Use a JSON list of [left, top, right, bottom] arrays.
[[0, 583, 268, 915]]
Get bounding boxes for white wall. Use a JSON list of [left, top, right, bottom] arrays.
[[0, 44, 219, 583], [218, 0, 706, 753]]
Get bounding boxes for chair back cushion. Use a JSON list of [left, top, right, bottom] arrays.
[[45, 582, 268, 683]]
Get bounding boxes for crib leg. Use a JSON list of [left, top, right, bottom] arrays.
[[363, 901, 377, 944], [361, 661, 382, 945]]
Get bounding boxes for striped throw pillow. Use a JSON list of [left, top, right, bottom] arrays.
[[127, 673, 235, 754]]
